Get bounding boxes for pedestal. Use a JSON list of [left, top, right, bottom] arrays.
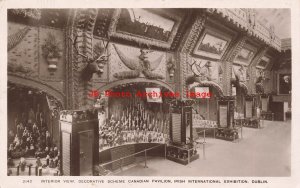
[[60, 109, 99, 176]]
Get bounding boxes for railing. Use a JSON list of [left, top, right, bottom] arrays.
[[194, 129, 207, 159], [98, 144, 167, 175]]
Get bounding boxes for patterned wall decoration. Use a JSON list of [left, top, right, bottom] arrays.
[[187, 58, 221, 84], [8, 22, 65, 97], [176, 14, 207, 98], [89, 37, 111, 82], [39, 27, 65, 81], [221, 35, 247, 96], [169, 10, 193, 51], [8, 23, 39, 78], [94, 9, 114, 38], [248, 47, 268, 94], [66, 9, 99, 110], [8, 26, 30, 51], [254, 68, 273, 94], [232, 64, 248, 82], [109, 43, 167, 82], [165, 53, 177, 83]]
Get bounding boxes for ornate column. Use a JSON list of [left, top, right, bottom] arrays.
[[248, 46, 268, 94], [66, 9, 98, 110], [176, 12, 207, 99], [221, 35, 247, 96], [60, 109, 99, 175]]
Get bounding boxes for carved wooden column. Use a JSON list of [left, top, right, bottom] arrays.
[[176, 13, 207, 99], [66, 9, 98, 110], [248, 47, 268, 94], [65, 10, 76, 110], [60, 109, 99, 176], [221, 35, 247, 96]]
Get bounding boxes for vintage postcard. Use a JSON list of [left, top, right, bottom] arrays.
[[1, 0, 299, 187]]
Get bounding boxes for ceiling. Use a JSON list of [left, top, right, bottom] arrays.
[[255, 9, 291, 39]]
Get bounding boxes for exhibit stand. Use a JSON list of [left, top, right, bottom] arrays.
[[216, 96, 242, 141], [59, 109, 99, 176], [260, 94, 274, 121], [166, 100, 199, 165], [243, 94, 261, 128]]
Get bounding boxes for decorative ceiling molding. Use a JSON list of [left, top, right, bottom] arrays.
[[223, 35, 247, 62], [207, 8, 281, 51], [177, 12, 207, 54]]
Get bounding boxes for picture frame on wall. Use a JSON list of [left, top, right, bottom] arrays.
[[193, 28, 232, 60], [234, 43, 257, 66], [278, 73, 291, 95], [108, 8, 183, 49], [257, 56, 271, 69]]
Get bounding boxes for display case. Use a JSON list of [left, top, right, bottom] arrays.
[[59, 109, 99, 176], [243, 94, 261, 128], [260, 94, 274, 121], [166, 144, 199, 165], [169, 100, 194, 145], [215, 96, 240, 141]]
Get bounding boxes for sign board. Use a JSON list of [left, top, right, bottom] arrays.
[[171, 113, 182, 144], [232, 86, 236, 96], [245, 101, 253, 118], [219, 105, 228, 128], [261, 98, 268, 111], [195, 87, 210, 98], [145, 88, 162, 103]]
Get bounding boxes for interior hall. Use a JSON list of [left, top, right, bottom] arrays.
[[7, 8, 291, 176]]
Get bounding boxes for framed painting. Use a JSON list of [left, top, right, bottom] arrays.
[[278, 74, 291, 95], [257, 56, 271, 69], [234, 43, 257, 66], [108, 9, 183, 49], [193, 29, 231, 59]]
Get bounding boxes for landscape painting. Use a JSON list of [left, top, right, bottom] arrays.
[[235, 48, 255, 65], [116, 9, 175, 42], [194, 33, 229, 59], [257, 56, 270, 69]]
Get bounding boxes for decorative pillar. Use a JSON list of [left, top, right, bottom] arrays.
[[176, 12, 207, 99], [222, 35, 247, 96], [248, 47, 268, 94], [60, 109, 99, 176], [66, 9, 98, 110]]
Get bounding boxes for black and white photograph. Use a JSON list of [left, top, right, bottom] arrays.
[[1, 0, 299, 187]]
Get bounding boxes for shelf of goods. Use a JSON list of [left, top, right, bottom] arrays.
[[192, 114, 218, 129], [192, 114, 217, 138]]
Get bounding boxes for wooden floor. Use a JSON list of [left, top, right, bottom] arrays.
[[115, 120, 291, 176]]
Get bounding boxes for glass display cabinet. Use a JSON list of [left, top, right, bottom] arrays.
[[215, 96, 241, 141], [244, 94, 261, 128]]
